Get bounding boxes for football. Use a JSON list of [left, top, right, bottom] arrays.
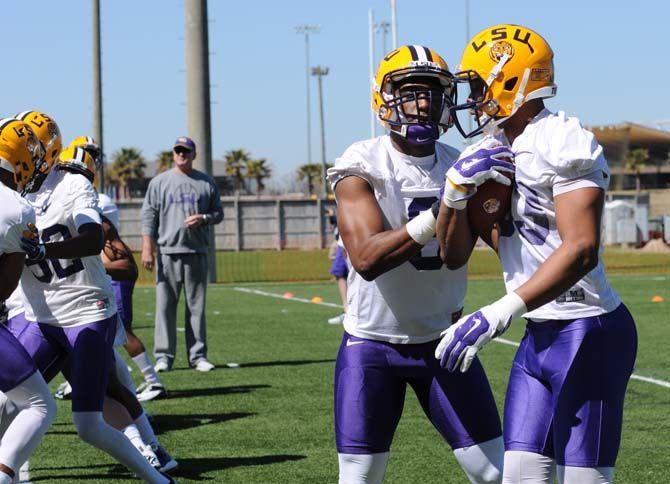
[[467, 174, 514, 232]]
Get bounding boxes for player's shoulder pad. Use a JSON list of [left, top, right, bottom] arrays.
[[327, 136, 387, 191], [535, 110, 604, 178]]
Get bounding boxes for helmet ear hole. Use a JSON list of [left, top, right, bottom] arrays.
[[504, 77, 518, 91]]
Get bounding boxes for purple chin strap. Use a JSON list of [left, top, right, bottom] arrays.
[[404, 124, 439, 145]]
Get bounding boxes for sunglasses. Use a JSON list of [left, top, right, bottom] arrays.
[[174, 147, 193, 155]]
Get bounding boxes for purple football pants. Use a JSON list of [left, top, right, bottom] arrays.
[[0, 323, 38, 393], [111, 279, 135, 330], [335, 331, 502, 454], [8, 313, 117, 412], [504, 303, 637, 467]]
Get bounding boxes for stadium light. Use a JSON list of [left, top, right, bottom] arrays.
[[295, 24, 321, 167]]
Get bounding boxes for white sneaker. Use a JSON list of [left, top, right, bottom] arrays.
[[327, 313, 346, 325], [194, 359, 215, 372], [154, 359, 170, 373], [139, 444, 160, 469], [54, 381, 73, 400], [151, 443, 178, 473], [137, 383, 168, 402]]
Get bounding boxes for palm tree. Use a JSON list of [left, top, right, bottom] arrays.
[[109, 148, 145, 199], [156, 150, 173, 173], [624, 148, 649, 192], [245, 158, 272, 195], [224, 149, 250, 195], [297, 163, 324, 196]]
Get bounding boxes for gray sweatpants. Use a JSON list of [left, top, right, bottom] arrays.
[[154, 253, 208, 367]]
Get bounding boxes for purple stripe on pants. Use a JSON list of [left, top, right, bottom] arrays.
[[8, 313, 117, 412], [334, 331, 502, 454], [504, 303, 637, 467], [0, 322, 37, 392]]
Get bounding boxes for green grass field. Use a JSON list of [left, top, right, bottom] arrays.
[[28, 269, 670, 482]]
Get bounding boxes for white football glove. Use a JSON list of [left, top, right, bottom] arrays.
[[435, 292, 526, 373]]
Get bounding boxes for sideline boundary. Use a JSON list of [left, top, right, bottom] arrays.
[[233, 286, 670, 389]]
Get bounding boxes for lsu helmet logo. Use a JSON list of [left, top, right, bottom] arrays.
[[489, 41, 515, 62]]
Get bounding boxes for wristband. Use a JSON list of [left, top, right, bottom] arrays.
[[202, 214, 210, 225], [490, 291, 527, 334], [405, 208, 437, 246]]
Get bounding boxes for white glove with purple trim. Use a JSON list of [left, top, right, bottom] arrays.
[[442, 138, 515, 210], [435, 292, 526, 373]]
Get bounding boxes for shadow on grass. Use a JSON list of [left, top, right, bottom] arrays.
[[30, 454, 307, 481], [239, 358, 335, 369], [150, 411, 254, 434], [167, 384, 270, 399]]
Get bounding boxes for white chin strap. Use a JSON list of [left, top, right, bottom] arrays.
[[0, 157, 15, 174]]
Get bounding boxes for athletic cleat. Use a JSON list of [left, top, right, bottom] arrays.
[[154, 359, 170, 373], [327, 313, 346, 325], [137, 383, 168, 402], [54, 381, 73, 400], [139, 444, 160, 469], [152, 443, 178, 473], [193, 359, 215, 372]]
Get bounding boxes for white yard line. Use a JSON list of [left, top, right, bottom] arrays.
[[233, 286, 670, 389]]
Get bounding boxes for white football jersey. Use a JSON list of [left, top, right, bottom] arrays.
[[0, 184, 34, 315], [490, 109, 620, 320], [5, 286, 25, 320], [21, 169, 116, 327], [327, 136, 467, 344]]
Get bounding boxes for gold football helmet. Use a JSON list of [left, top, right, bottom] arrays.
[[372, 45, 455, 144], [451, 24, 557, 138], [14, 111, 62, 170], [0, 118, 46, 193], [57, 146, 97, 184], [68, 136, 102, 173]]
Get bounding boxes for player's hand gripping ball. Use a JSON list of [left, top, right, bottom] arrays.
[[466, 171, 514, 231]]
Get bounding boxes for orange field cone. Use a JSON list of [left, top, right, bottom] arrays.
[[311, 296, 324, 304], [283, 292, 294, 299], [651, 295, 664, 303]]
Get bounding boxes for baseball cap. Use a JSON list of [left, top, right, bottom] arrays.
[[173, 136, 196, 152]]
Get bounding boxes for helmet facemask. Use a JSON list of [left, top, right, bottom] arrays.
[[450, 70, 505, 138], [380, 71, 455, 145]]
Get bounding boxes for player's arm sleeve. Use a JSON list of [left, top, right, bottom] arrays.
[[205, 178, 223, 224], [141, 179, 160, 237], [326, 144, 383, 194], [70, 177, 102, 229], [540, 116, 611, 197]]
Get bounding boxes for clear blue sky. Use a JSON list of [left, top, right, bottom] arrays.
[[2, 1, 668, 178]]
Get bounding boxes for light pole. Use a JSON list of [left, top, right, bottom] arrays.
[[92, 0, 104, 191], [377, 20, 391, 55], [311, 65, 329, 198], [368, 9, 376, 138], [295, 24, 320, 167], [390, 0, 398, 49]]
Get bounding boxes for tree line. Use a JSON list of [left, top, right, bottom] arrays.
[[104, 147, 331, 198]]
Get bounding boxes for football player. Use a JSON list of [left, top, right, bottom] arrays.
[[0, 119, 56, 484], [70, 136, 167, 402], [8, 143, 174, 483], [434, 25, 636, 484], [327, 45, 504, 484]]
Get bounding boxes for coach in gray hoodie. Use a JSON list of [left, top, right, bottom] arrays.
[[141, 136, 223, 373]]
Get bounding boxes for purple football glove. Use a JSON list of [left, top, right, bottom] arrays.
[[435, 293, 526, 372]]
